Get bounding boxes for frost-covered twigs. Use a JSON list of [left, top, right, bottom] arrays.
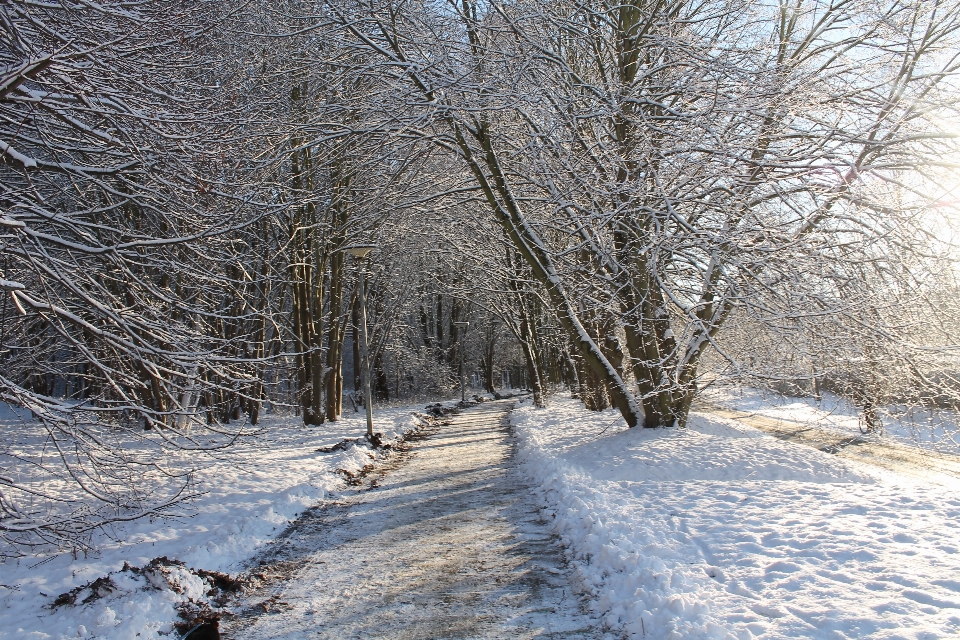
[[323, 0, 960, 430], [3, 0, 960, 558], [0, 0, 279, 554], [0, 378, 213, 556]]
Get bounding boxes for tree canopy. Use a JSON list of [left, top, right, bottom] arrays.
[[2, 0, 959, 554]]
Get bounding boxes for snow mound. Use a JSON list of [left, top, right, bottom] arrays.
[[48, 556, 242, 640]]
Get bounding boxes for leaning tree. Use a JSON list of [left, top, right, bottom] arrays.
[[322, 0, 960, 427]]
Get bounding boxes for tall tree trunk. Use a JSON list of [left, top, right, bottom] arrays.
[[575, 325, 609, 412], [352, 297, 361, 396], [517, 305, 545, 407], [288, 88, 325, 426], [374, 351, 389, 401], [324, 248, 346, 422], [454, 121, 641, 426], [480, 327, 496, 393]]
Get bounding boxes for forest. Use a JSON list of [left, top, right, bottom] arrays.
[[2, 0, 960, 558]]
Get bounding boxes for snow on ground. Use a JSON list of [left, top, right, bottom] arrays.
[[0, 401, 439, 640], [512, 395, 960, 639], [705, 387, 960, 456]]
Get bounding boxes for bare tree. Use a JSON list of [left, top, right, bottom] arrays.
[[321, 0, 960, 427], [0, 0, 285, 553]]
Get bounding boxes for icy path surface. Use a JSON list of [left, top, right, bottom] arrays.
[[227, 400, 601, 640]]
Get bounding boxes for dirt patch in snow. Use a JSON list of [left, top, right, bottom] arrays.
[[51, 556, 256, 639]]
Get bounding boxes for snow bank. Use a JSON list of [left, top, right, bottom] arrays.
[[0, 403, 434, 640], [512, 396, 960, 639]]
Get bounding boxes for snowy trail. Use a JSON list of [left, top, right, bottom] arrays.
[[225, 399, 600, 640], [699, 403, 960, 486]]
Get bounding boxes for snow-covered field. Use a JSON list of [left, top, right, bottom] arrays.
[[705, 387, 960, 456], [512, 396, 960, 639], [0, 403, 435, 640]]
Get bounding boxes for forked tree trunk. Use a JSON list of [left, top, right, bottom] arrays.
[[451, 122, 641, 426]]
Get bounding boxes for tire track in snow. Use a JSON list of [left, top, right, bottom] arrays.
[[224, 399, 602, 639]]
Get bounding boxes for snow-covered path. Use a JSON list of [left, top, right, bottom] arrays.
[[226, 399, 600, 639]]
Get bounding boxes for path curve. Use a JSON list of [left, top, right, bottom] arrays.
[[224, 399, 600, 639]]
